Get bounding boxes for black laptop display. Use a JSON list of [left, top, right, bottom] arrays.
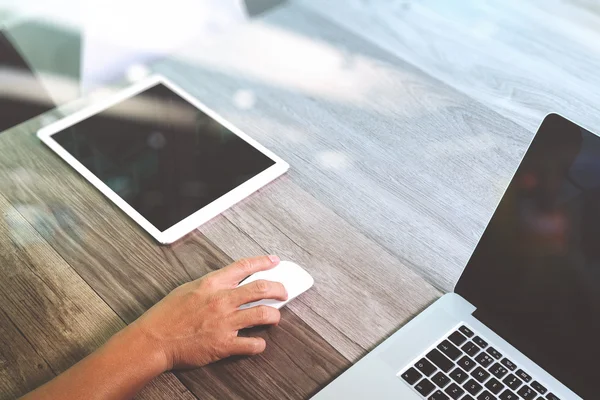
[[457, 114, 600, 399]]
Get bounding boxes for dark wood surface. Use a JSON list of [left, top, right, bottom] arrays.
[[0, 190, 195, 400], [1, 0, 599, 398]]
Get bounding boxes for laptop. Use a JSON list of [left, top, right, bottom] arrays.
[[314, 113, 597, 400]]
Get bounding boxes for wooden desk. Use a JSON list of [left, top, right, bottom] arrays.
[[1, 1, 597, 398]]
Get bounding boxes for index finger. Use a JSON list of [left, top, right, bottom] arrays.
[[216, 255, 280, 286]]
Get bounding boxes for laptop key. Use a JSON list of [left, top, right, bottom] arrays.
[[517, 386, 536, 399], [484, 378, 504, 395], [487, 347, 502, 360], [415, 378, 436, 396], [449, 367, 468, 384], [400, 367, 422, 385], [502, 374, 523, 391], [428, 390, 449, 400], [438, 340, 462, 360], [516, 369, 532, 383], [459, 325, 474, 338], [476, 390, 497, 400], [463, 379, 483, 395], [463, 396, 475, 400], [415, 358, 437, 376], [531, 381, 547, 394], [475, 352, 494, 368], [457, 356, 476, 371], [462, 341, 481, 357], [427, 349, 455, 372], [498, 389, 518, 400], [500, 358, 516, 371], [432, 371, 451, 388], [489, 363, 508, 379], [546, 393, 560, 400], [471, 367, 490, 383], [472, 336, 488, 349], [444, 383, 465, 399], [448, 331, 467, 346]]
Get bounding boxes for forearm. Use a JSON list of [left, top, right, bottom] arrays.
[[22, 326, 166, 400]]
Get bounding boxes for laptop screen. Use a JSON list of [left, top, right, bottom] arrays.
[[456, 114, 600, 399]]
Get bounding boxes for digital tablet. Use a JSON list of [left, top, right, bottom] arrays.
[[38, 75, 289, 244]]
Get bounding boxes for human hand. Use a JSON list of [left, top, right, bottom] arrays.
[[129, 255, 288, 371]]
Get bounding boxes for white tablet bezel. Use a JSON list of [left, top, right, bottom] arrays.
[[37, 75, 289, 244]]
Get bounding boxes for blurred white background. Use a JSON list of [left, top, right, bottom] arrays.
[[0, 0, 282, 96]]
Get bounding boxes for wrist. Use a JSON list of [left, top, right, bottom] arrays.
[[109, 323, 170, 376]]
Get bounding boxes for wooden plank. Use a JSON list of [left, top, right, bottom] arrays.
[[0, 121, 350, 398], [153, 2, 530, 293], [0, 189, 195, 399], [0, 307, 54, 400], [294, 0, 600, 133]]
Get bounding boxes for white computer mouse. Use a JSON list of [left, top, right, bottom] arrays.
[[237, 261, 314, 310]]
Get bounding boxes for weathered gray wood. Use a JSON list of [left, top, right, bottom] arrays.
[[155, 3, 530, 295], [295, 0, 600, 134], [0, 192, 195, 400]]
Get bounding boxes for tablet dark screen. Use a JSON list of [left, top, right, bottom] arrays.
[[52, 83, 275, 232]]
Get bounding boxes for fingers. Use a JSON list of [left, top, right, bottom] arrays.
[[229, 337, 267, 356], [231, 280, 288, 307], [217, 256, 280, 285], [231, 305, 281, 329]]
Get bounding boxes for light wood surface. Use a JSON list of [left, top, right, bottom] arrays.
[[1, 0, 599, 398], [296, 0, 600, 133]]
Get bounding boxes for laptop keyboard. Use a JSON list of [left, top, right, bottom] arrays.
[[399, 325, 562, 400]]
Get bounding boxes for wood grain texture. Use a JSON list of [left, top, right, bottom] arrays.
[[0, 306, 54, 399], [295, 0, 600, 134], [154, 2, 530, 294], [0, 121, 350, 399], [199, 179, 442, 361], [177, 309, 349, 400], [3, 0, 596, 397], [0, 189, 195, 400]]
